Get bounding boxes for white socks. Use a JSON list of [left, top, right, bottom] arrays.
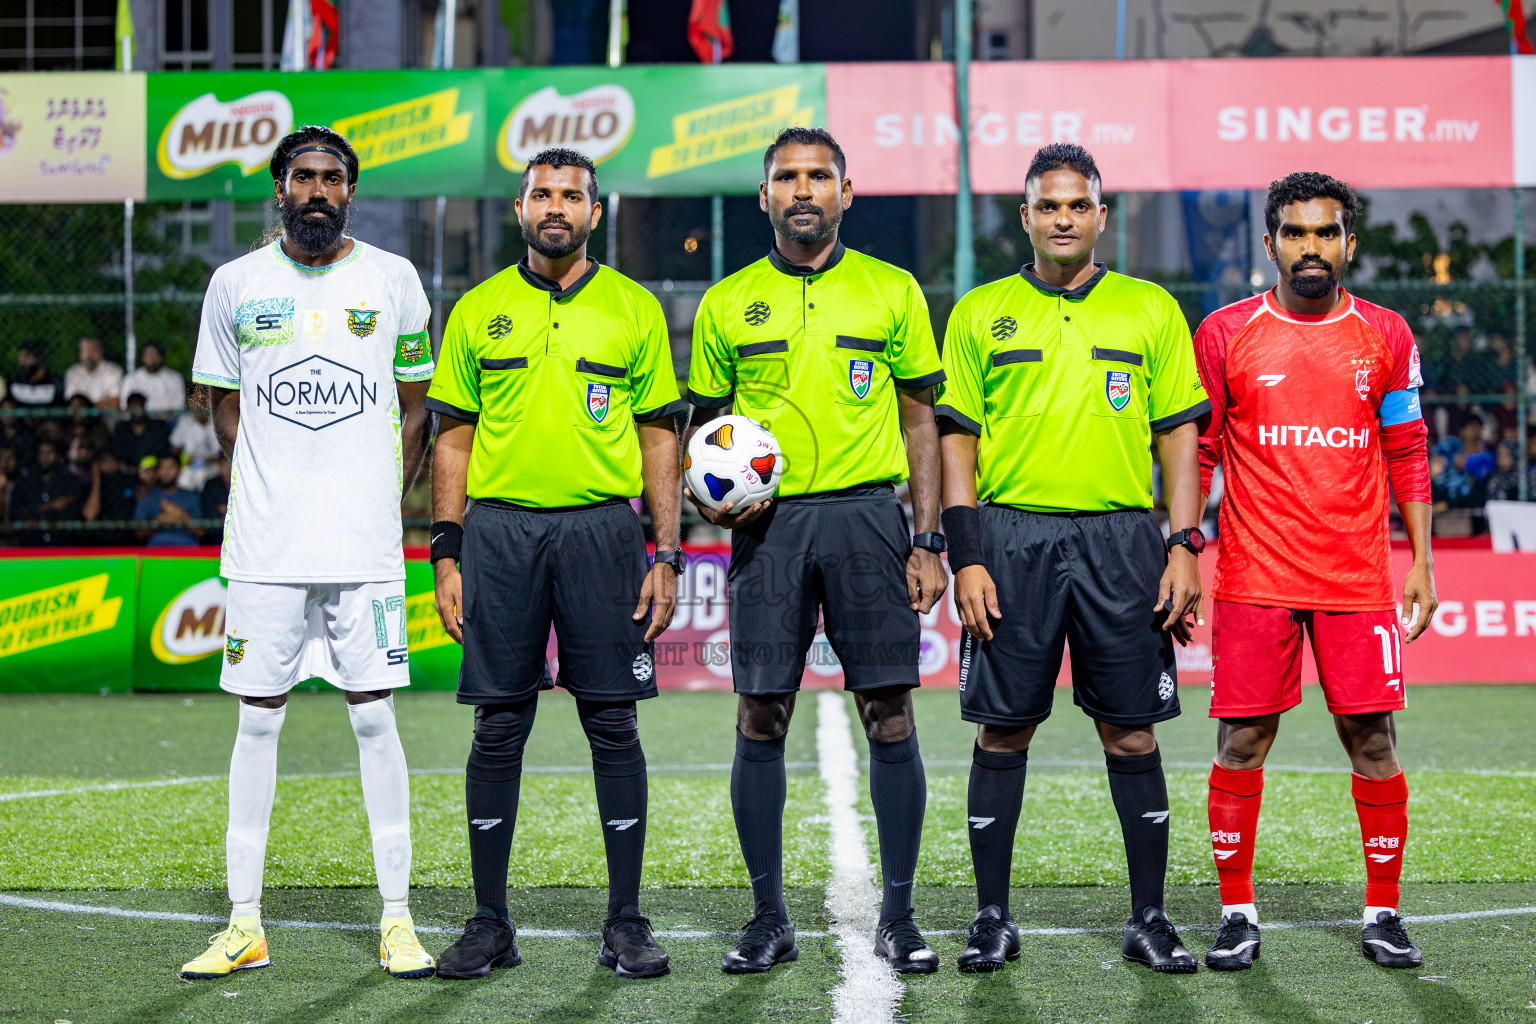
[[348, 696, 413, 918], [1221, 902, 1259, 925], [226, 702, 286, 918], [1364, 904, 1396, 926]]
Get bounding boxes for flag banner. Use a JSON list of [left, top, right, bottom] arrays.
[[0, 72, 146, 202]]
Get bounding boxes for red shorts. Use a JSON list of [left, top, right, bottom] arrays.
[[1210, 600, 1407, 718]]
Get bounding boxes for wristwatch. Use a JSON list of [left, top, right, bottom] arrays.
[[1166, 528, 1206, 556], [653, 549, 688, 575], [911, 532, 947, 554]]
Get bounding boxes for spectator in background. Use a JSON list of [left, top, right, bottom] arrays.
[[119, 342, 186, 414], [1488, 334, 1517, 390], [1431, 448, 1484, 510], [201, 454, 232, 545], [169, 402, 221, 490], [134, 452, 201, 546], [10, 342, 61, 407], [1458, 417, 1496, 482], [61, 394, 110, 452], [0, 395, 38, 469], [1484, 443, 1524, 502], [63, 336, 124, 411], [88, 448, 141, 545], [109, 392, 171, 470], [10, 439, 85, 546], [1490, 382, 1522, 443]]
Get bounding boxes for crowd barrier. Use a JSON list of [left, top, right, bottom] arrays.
[[0, 545, 1530, 694]]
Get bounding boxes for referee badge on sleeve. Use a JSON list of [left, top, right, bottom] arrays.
[[1105, 370, 1132, 411], [587, 382, 610, 422]]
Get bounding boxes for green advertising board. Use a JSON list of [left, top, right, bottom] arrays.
[[0, 555, 459, 693], [0, 558, 138, 693], [144, 65, 824, 202]]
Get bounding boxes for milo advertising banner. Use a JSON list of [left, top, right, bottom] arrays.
[[147, 69, 486, 200], [144, 65, 823, 201], [0, 559, 137, 692], [131, 556, 462, 691]]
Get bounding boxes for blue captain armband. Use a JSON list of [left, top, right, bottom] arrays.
[[1379, 388, 1422, 426]]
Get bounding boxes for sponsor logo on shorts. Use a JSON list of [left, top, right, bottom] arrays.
[[849, 359, 873, 400], [958, 632, 973, 692], [744, 301, 770, 325], [631, 652, 653, 680], [1158, 671, 1175, 702], [224, 632, 247, 666], [1106, 370, 1132, 411], [387, 646, 408, 666]]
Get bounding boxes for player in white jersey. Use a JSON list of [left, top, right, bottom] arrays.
[[180, 127, 437, 980]]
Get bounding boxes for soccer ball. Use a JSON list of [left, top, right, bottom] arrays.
[[685, 416, 783, 511]]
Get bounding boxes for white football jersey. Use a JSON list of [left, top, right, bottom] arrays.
[[192, 239, 434, 583]]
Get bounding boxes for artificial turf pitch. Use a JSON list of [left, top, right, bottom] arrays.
[[0, 685, 1532, 1023]]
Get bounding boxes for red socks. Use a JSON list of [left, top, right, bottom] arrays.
[[1207, 761, 1264, 905], [1353, 771, 1409, 909]]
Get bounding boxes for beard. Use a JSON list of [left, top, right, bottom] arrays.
[[1286, 256, 1344, 299], [280, 194, 350, 256], [521, 214, 592, 260], [770, 201, 841, 247]]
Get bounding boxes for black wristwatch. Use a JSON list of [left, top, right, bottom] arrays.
[[653, 549, 688, 575], [1166, 528, 1206, 556], [911, 532, 947, 554]]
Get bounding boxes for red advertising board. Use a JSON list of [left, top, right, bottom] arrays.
[[829, 56, 1516, 195], [632, 546, 1535, 692]]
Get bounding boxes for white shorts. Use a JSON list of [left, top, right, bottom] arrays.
[[219, 580, 412, 698]]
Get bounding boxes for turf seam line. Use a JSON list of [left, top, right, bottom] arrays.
[[817, 691, 901, 1024], [2, 893, 1532, 939]]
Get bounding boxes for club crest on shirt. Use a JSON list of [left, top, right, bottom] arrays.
[[1105, 370, 1132, 411], [224, 633, 247, 666], [345, 307, 378, 338], [849, 359, 873, 400], [302, 308, 328, 343], [587, 381, 610, 422], [1355, 367, 1371, 401]]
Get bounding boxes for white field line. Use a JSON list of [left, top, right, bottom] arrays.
[[1, 892, 1531, 942], [817, 691, 902, 1024], [0, 763, 823, 803]]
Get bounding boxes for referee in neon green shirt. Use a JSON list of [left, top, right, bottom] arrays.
[[687, 127, 948, 975], [938, 144, 1209, 974], [426, 149, 684, 981]]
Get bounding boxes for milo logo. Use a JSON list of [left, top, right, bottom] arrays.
[[498, 85, 635, 170], [157, 90, 294, 179]]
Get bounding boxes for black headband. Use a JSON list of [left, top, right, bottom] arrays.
[[276, 144, 351, 179]]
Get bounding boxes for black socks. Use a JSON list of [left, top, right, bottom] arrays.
[[967, 744, 1028, 914], [1105, 746, 1170, 919], [731, 730, 788, 921], [465, 700, 537, 921], [868, 731, 926, 926]]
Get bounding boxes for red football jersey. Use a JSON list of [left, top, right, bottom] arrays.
[[1195, 289, 1423, 611]]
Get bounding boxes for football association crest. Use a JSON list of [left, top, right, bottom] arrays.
[[849, 359, 873, 400], [1105, 370, 1131, 411], [224, 633, 247, 666], [586, 382, 609, 422], [302, 308, 328, 343], [345, 308, 378, 338], [1355, 367, 1371, 401]]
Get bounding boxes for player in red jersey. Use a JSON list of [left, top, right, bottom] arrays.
[[1193, 172, 1437, 971]]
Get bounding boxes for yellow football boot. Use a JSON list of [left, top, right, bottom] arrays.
[[180, 919, 270, 979], [380, 915, 436, 978]]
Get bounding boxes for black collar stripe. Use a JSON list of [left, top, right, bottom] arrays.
[[767, 240, 847, 277], [1019, 262, 1109, 300], [517, 256, 600, 299]]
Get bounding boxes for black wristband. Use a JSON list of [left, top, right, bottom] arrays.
[[429, 520, 463, 564], [941, 505, 983, 572]]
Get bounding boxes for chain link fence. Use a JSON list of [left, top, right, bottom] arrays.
[[2, 196, 1530, 547]]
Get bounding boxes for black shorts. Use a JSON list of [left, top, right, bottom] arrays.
[[728, 483, 920, 695], [958, 505, 1178, 729], [457, 498, 658, 705]]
